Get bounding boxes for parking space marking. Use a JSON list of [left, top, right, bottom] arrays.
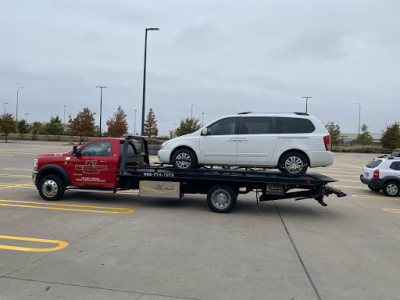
[[332, 184, 365, 190], [0, 173, 32, 178], [352, 194, 400, 200], [0, 183, 34, 190], [0, 199, 134, 214], [0, 235, 68, 252], [2, 168, 32, 172], [382, 208, 400, 214]]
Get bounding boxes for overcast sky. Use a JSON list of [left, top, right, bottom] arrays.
[[1, 0, 399, 136]]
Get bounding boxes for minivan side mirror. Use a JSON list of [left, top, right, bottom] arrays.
[[72, 145, 79, 156], [201, 128, 208, 136]]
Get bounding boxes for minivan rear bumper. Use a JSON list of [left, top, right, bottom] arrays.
[[308, 151, 334, 167]]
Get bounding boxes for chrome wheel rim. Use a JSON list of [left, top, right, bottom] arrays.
[[175, 152, 191, 169], [284, 156, 304, 173], [42, 180, 58, 197], [386, 184, 398, 196], [211, 189, 231, 209]]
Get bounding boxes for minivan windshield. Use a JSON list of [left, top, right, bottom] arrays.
[[366, 159, 382, 168]]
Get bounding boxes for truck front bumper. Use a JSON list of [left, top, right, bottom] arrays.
[[32, 171, 38, 186]]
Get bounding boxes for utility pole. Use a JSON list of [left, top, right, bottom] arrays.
[[96, 86, 107, 137]]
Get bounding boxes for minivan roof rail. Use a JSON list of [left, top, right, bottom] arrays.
[[294, 112, 309, 115], [237, 112, 252, 114]]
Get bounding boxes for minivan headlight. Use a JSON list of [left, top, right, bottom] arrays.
[[161, 141, 168, 149]]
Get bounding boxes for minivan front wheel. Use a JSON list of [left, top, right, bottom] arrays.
[[172, 149, 197, 170], [279, 152, 308, 174]]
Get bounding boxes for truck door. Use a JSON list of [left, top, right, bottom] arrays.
[[67, 140, 117, 189]]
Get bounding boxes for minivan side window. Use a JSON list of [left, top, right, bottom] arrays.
[[275, 117, 315, 133], [207, 117, 238, 135], [239, 117, 277, 134]]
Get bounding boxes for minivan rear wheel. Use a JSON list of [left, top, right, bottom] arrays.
[[278, 152, 308, 174]]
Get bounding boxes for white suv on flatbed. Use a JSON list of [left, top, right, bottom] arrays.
[[360, 152, 400, 196], [158, 112, 333, 174]]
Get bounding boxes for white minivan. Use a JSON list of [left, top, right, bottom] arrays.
[[158, 112, 333, 173]]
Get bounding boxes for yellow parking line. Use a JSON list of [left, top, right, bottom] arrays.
[[0, 200, 134, 214], [332, 184, 365, 190], [382, 208, 400, 214], [2, 168, 32, 171], [0, 235, 68, 252], [0, 183, 34, 190], [353, 195, 400, 200], [0, 174, 32, 178]]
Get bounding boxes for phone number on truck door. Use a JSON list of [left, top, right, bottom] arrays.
[[143, 172, 175, 178]]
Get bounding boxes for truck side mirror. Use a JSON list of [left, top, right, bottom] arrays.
[[72, 145, 78, 156], [201, 128, 208, 136]]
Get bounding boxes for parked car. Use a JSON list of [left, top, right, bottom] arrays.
[[158, 112, 333, 174], [360, 153, 400, 196]]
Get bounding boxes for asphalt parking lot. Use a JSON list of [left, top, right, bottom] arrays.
[[0, 141, 399, 300]]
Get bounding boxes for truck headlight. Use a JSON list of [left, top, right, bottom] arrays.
[[33, 159, 38, 171]]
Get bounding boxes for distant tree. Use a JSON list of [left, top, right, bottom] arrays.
[[0, 113, 17, 143], [106, 106, 128, 137], [143, 108, 158, 138], [31, 121, 44, 136], [44, 116, 63, 135], [324, 122, 343, 148], [175, 118, 201, 137], [69, 107, 96, 143], [381, 122, 400, 151], [17, 119, 30, 134], [355, 124, 373, 146]]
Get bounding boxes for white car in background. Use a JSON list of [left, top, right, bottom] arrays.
[[360, 153, 400, 196], [158, 112, 333, 174]]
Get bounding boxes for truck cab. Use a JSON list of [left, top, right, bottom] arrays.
[[33, 137, 147, 200]]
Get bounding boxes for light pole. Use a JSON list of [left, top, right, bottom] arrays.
[[202, 112, 204, 126], [63, 106, 67, 134], [355, 103, 361, 135], [24, 113, 29, 122], [96, 86, 107, 137], [141, 27, 159, 136], [134, 109, 137, 135], [302, 96, 312, 113], [16, 87, 25, 121], [191, 103, 193, 119], [4, 102, 8, 114]]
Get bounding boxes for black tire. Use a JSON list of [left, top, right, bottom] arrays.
[[38, 175, 65, 201], [207, 185, 237, 213], [368, 185, 381, 192], [278, 152, 309, 174], [171, 149, 197, 170], [382, 181, 400, 197]]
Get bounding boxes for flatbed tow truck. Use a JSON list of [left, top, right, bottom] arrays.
[[33, 136, 346, 213]]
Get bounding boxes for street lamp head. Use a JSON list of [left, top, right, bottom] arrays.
[[147, 27, 160, 31]]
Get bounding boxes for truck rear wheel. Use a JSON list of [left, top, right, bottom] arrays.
[[207, 185, 237, 213], [38, 175, 65, 201]]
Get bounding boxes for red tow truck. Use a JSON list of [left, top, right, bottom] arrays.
[[32, 136, 346, 213]]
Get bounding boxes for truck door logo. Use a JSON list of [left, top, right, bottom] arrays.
[[75, 160, 107, 174]]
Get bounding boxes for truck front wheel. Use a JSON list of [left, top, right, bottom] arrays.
[[207, 185, 237, 213], [38, 175, 65, 201]]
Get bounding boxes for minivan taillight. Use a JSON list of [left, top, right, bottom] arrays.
[[323, 135, 331, 151], [373, 169, 379, 179]]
